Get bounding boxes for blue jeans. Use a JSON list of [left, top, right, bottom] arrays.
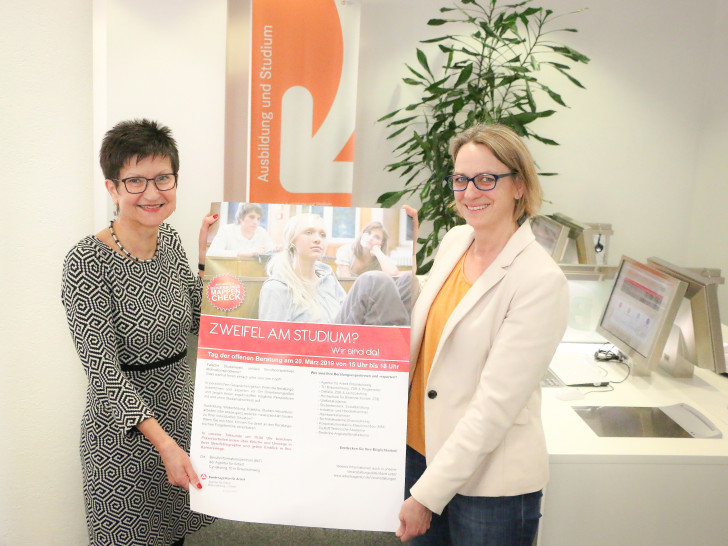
[[405, 446, 542, 546]]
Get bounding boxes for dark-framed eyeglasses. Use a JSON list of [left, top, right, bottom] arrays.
[[111, 173, 178, 194], [445, 172, 516, 192]]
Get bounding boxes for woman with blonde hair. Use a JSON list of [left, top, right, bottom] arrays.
[[396, 123, 568, 545], [258, 213, 346, 323], [259, 213, 410, 326]]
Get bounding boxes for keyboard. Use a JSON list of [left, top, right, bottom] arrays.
[[541, 368, 565, 388], [543, 352, 609, 387]]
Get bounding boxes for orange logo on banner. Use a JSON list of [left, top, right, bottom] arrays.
[[249, 0, 359, 205]]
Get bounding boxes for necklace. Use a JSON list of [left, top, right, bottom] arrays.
[[108, 220, 156, 263]]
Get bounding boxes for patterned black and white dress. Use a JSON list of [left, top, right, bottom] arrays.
[[62, 223, 214, 545]]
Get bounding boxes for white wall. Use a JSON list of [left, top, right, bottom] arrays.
[[1, 0, 726, 543], [0, 0, 227, 543], [0, 1, 92, 543], [690, 1, 728, 318], [99, 0, 228, 256]]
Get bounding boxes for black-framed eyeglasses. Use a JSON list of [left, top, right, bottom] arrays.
[[111, 173, 178, 194], [445, 172, 516, 192]]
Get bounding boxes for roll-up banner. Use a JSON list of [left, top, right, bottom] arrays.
[[248, 0, 360, 206]]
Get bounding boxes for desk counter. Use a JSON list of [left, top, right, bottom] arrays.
[[540, 344, 728, 545]]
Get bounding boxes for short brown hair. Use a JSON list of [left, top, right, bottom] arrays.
[[100, 119, 179, 182], [449, 124, 542, 223], [236, 203, 264, 223]]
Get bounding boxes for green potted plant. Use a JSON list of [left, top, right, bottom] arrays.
[[378, 0, 589, 273]]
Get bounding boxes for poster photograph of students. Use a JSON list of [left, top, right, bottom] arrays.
[[202, 202, 417, 325], [190, 202, 416, 531]]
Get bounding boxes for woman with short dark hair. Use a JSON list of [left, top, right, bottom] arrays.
[[62, 119, 217, 545]]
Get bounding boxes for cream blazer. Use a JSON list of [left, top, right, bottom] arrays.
[[409, 221, 569, 515]]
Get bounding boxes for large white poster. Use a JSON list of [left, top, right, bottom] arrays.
[[190, 203, 414, 531], [190, 318, 408, 530]]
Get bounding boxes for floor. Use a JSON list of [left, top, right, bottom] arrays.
[[186, 519, 401, 545]]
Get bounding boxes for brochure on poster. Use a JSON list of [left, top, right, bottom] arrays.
[[190, 203, 416, 532]]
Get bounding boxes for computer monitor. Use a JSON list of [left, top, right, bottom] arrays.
[[531, 215, 570, 262], [548, 213, 597, 265], [596, 256, 688, 376], [646, 257, 726, 377]]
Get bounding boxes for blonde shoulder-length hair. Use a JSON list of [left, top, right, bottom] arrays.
[[449, 123, 543, 223], [265, 213, 328, 317]]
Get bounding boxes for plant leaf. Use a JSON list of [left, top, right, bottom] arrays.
[[377, 110, 400, 122], [421, 36, 451, 44], [529, 133, 559, 145], [416, 48, 433, 76], [377, 0, 588, 274], [543, 61, 571, 70], [554, 66, 585, 89], [525, 83, 536, 111], [546, 45, 590, 64], [388, 115, 418, 126], [520, 7, 542, 17], [386, 126, 408, 139], [406, 64, 427, 80], [453, 63, 474, 87], [544, 87, 565, 106], [376, 191, 404, 208]]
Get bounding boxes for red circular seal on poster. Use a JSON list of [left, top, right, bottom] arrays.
[[206, 274, 245, 311]]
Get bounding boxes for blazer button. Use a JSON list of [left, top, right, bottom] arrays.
[[427, 390, 437, 399]]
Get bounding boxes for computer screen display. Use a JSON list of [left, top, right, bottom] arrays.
[[596, 256, 687, 376], [531, 215, 569, 261]]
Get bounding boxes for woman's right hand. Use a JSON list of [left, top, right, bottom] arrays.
[[158, 440, 203, 490], [137, 417, 202, 490]]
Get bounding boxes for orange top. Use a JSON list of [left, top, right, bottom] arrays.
[[407, 252, 472, 455]]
